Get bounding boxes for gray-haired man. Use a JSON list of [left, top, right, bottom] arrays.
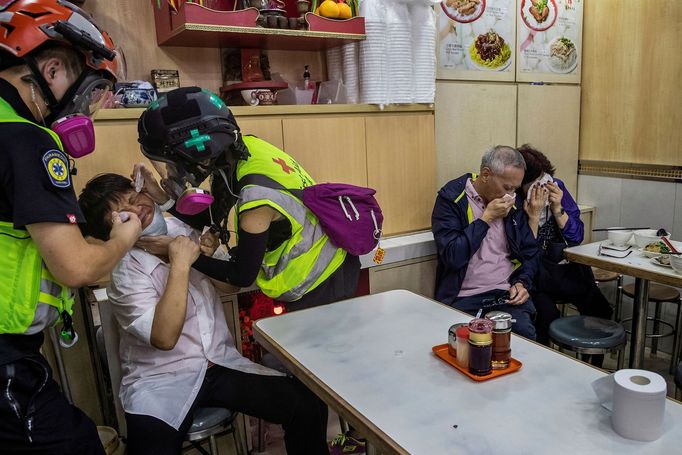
[[431, 145, 541, 339]]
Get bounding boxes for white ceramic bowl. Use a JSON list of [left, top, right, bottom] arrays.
[[633, 229, 670, 248], [670, 255, 682, 274], [607, 229, 633, 247]]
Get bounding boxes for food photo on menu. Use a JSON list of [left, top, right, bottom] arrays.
[[548, 36, 578, 73], [470, 30, 511, 70], [520, 0, 558, 31], [442, 0, 485, 22]]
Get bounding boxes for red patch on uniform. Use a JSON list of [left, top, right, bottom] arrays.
[[67, 214, 77, 224]]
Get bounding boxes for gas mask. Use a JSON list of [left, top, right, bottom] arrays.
[[48, 72, 113, 158], [150, 159, 216, 216]]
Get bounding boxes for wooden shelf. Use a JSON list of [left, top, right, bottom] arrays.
[[94, 104, 435, 122], [152, 1, 365, 50]]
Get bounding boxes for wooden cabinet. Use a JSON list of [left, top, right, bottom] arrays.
[[282, 117, 368, 187], [239, 117, 284, 150], [366, 114, 436, 235], [369, 256, 437, 298]]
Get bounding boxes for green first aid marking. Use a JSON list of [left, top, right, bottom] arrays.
[[202, 89, 227, 110], [184, 128, 211, 152]]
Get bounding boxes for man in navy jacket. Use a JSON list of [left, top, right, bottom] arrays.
[[432, 146, 540, 339]]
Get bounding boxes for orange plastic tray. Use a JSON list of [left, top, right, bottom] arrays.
[[432, 344, 522, 382]]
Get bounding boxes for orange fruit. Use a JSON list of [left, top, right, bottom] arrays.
[[319, 0, 339, 18], [337, 1, 352, 19]]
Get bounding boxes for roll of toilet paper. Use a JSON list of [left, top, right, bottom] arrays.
[[611, 369, 667, 441]]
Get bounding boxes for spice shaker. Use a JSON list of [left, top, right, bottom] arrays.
[[468, 318, 494, 376], [448, 322, 468, 357], [455, 325, 470, 368], [485, 311, 514, 369]]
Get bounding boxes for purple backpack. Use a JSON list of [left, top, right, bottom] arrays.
[[238, 175, 383, 256]]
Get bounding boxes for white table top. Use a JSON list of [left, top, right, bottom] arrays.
[[564, 241, 682, 288], [254, 290, 682, 455]]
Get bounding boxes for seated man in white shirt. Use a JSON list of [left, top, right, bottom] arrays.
[[78, 173, 329, 455]]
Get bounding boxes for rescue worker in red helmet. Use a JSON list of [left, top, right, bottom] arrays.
[[0, 1, 140, 452]]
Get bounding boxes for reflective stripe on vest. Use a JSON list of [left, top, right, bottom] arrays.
[[0, 222, 74, 334], [237, 136, 346, 301], [454, 173, 521, 271], [0, 98, 74, 334]]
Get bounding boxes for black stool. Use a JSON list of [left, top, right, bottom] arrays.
[[549, 316, 626, 368], [621, 283, 682, 373]]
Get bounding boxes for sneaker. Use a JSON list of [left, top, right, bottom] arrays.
[[328, 432, 366, 455]]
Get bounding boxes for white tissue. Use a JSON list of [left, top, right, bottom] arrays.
[[526, 172, 553, 205], [592, 369, 667, 442], [134, 168, 144, 193]]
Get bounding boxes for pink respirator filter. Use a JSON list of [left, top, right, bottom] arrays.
[[51, 114, 96, 158], [176, 189, 215, 215]]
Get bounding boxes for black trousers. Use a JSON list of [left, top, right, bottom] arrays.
[[534, 260, 614, 345], [0, 354, 104, 454], [286, 254, 361, 312], [125, 365, 329, 455]]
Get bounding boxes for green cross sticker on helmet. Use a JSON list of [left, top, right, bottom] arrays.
[[184, 128, 212, 152]]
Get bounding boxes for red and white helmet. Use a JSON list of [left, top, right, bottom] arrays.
[[0, 1, 122, 118], [0, 0, 119, 78]]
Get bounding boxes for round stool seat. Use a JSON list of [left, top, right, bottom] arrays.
[[622, 283, 680, 302], [592, 267, 619, 282], [549, 316, 626, 353], [189, 407, 235, 433]]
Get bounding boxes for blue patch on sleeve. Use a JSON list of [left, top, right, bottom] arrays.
[[42, 150, 71, 189]]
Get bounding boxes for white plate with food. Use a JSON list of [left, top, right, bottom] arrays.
[[466, 31, 512, 72], [651, 256, 672, 268], [520, 0, 557, 32], [640, 241, 674, 258], [547, 36, 579, 74], [441, 0, 486, 24]]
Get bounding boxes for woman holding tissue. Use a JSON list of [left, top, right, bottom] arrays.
[[518, 145, 612, 348]]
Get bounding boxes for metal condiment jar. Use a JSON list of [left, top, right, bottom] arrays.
[[485, 311, 514, 369], [448, 322, 468, 357], [484, 311, 514, 330]]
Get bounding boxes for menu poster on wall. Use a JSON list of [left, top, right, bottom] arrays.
[[516, 0, 583, 83], [437, 0, 516, 82]]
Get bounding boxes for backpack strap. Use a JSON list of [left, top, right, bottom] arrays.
[[237, 173, 304, 199]]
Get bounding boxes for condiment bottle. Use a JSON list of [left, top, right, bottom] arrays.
[[485, 311, 513, 369], [468, 318, 493, 376], [455, 325, 470, 368], [448, 322, 468, 357]]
